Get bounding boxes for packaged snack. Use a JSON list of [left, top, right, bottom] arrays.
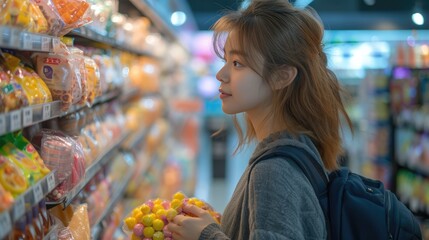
[[32, 43, 82, 111], [34, 0, 92, 36], [0, 182, 14, 212], [0, 155, 27, 197], [0, 0, 33, 31], [11, 131, 50, 176], [122, 192, 221, 239], [30, 128, 86, 201], [3, 53, 52, 105], [83, 56, 101, 106], [0, 64, 29, 113]]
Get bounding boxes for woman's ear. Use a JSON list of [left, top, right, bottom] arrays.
[[272, 66, 297, 90]]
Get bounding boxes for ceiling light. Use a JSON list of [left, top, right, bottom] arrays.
[[412, 1, 425, 26]]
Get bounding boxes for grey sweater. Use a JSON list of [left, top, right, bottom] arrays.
[[199, 131, 327, 240]]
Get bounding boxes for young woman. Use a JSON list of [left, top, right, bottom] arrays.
[[167, 0, 352, 239]]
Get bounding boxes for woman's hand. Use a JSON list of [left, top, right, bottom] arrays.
[[167, 203, 218, 240]]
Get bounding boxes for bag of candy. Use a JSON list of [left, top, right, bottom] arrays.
[[122, 192, 221, 240]]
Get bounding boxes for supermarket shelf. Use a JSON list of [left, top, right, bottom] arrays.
[[47, 131, 131, 208], [128, 0, 183, 47], [0, 89, 121, 137], [91, 153, 135, 239], [0, 26, 60, 52], [69, 27, 153, 56], [0, 171, 59, 239], [397, 161, 429, 177], [121, 125, 152, 151]]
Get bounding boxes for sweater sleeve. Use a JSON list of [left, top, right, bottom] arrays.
[[248, 157, 326, 240], [199, 223, 230, 240]]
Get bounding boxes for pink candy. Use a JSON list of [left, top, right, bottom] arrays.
[[133, 223, 144, 236]]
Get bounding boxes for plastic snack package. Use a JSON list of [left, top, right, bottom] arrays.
[[0, 182, 14, 212], [30, 128, 86, 201], [69, 46, 88, 106], [0, 0, 33, 31], [10, 131, 50, 176], [68, 204, 90, 240], [2, 53, 50, 105], [83, 56, 101, 106], [122, 192, 221, 239], [32, 43, 82, 111], [0, 63, 29, 113], [34, 0, 92, 36], [0, 134, 45, 186], [29, 0, 49, 33], [0, 155, 28, 197]]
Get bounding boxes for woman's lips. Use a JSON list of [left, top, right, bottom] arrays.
[[219, 89, 232, 99]]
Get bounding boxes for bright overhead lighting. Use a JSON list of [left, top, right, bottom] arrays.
[[171, 11, 187, 26], [412, 12, 424, 25]]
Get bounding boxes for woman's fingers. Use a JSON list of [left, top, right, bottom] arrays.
[[182, 203, 206, 217]]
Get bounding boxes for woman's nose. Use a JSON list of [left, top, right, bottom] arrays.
[[216, 65, 228, 82]]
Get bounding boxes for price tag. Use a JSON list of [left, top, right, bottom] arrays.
[[22, 33, 32, 49], [0, 115, 5, 135], [42, 104, 51, 120], [41, 37, 50, 51], [33, 183, 43, 203], [9, 110, 21, 131], [22, 107, 33, 127], [10, 29, 20, 48], [52, 38, 61, 52], [47, 174, 55, 192], [13, 197, 25, 220], [0, 212, 11, 238]]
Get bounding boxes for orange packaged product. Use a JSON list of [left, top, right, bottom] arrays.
[[83, 56, 100, 106], [0, 183, 14, 212], [34, 0, 92, 36]]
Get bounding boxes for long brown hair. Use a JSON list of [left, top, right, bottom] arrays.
[[212, 0, 352, 170]]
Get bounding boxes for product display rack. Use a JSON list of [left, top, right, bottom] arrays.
[[0, 0, 194, 238], [390, 66, 429, 219]]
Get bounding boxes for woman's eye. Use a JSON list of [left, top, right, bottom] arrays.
[[233, 61, 242, 67]]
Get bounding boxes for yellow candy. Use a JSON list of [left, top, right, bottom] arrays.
[[134, 212, 144, 223], [132, 208, 141, 217], [153, 198, 162, 205], [166, 208, 178, 221], [153, 231, 165, 240], [152, 204, 163, 213], [124, 217, 137, 230], [156, 209, 167, 218], [142, 214, 154, 227], [140, 204, 151, 214], [170, 199, 181, 210], [153, 219, 164, 231], [131, 233, 141, 240], [173, 192, 186, 201], [194, 200, 205, 208], [143, 227, 155, 238]]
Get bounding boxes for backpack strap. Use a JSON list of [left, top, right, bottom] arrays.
[[250, 145, 331, 239]]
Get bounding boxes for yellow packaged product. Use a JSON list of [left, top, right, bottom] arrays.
[[0, 155, 28, 197], [0, 0, 32, 31], [0, 64, 29, 113]]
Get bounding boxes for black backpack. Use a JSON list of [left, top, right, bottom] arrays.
[[250, 145, 423, 240]]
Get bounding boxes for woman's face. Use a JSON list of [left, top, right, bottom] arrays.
[[216, 32, 273, 117]]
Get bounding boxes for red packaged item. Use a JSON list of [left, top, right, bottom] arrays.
[[31, 129, 86, 201]]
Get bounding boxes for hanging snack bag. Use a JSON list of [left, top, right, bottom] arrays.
[[34, 0, 92, 36], [33, 42, 82, 111]]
